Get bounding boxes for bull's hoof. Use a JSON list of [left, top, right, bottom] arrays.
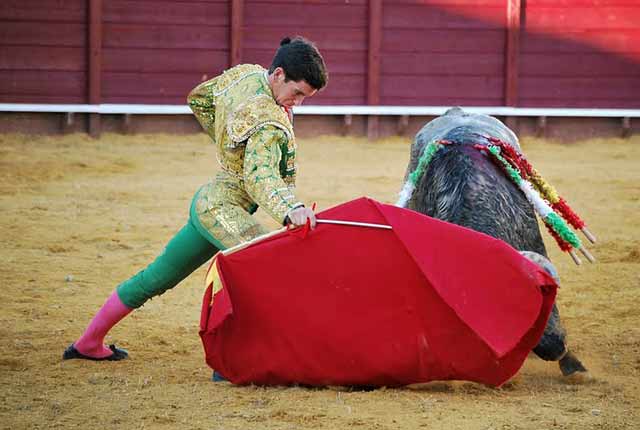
[[559, 351, 588, 377]]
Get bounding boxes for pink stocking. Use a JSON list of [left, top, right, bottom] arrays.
[[74, 291, 133, 358]]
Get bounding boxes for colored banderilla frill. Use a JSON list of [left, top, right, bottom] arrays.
[[484, 137, 597, 245], [396, 138, 596, 265], [396, 140, 445, 207]]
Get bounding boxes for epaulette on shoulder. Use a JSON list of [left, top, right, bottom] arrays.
[[212, 64, 265, 97], [227, 94, 293, 144]]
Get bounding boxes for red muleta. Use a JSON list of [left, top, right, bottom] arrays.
[[200, 197, 556, 387]]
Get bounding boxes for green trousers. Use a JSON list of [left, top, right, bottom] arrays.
[[116, 217, 219, 308]]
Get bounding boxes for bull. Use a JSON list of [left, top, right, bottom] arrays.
[[398, 107, 588, 377]]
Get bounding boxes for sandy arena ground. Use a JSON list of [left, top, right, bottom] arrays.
[[0, 131, 638, 429]]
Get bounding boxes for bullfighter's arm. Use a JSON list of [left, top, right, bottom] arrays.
[[187, 79, 217, 142], [243, 125, 304, 225]]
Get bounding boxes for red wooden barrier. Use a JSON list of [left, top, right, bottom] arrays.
[[0, 0, 638, 110]]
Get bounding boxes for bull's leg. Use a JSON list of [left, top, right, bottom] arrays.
[[533, 304, 587, 376], [519, 252, 588, 377], [533, 303, 566, 361], [559, 352, 587, 377]]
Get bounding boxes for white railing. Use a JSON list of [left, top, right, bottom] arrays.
[[1, 103, 639, 118]]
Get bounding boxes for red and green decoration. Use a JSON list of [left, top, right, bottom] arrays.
[[397, 137, 596, 265]]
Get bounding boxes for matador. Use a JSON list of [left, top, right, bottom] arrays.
[[63, 37, 328, 361]]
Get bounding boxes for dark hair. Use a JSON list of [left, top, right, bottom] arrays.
[[269, 36, 328, 90]]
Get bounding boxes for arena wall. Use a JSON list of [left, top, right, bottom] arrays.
[[0, 0, 638, 138]]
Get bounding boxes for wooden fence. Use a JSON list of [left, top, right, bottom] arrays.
[[1, 0, 638, 137]]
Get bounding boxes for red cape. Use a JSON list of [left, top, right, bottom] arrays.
[[200, 197, 556, 387]]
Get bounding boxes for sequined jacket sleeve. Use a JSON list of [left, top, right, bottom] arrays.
[[243, 125, 303, 224], [187, 80, 217, 142]]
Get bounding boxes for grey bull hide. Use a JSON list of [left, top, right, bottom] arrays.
[[398, 107, 588, 377]]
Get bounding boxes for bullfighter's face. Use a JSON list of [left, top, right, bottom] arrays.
[[269, 67, 317, 109]]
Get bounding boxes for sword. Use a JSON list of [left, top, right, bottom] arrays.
[[222, 218, 392, 255], [317, 219, 392, 230]]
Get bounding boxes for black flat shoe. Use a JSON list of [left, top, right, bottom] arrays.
[[62, 344, 129, 361]]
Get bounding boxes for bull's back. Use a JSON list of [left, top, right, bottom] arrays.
[[409, 144, 548, 256]]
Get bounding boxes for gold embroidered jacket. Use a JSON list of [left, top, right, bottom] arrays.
[[187, 64, 303, 249]]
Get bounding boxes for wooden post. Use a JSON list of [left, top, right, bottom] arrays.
[[123, 114, 133, 134], [367, 0, 382, 140], [88, 0, 102, 138], [343, 114, 353, 136], [536, 116, 547, 137], [397, 115, 409, 136], [505, 0, 520, 106], [62, 112, 75, 134], [505, 0, 521, 133], [230, 0, 244, 67], [622, 117, 632, 138]]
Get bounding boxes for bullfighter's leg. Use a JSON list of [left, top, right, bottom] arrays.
[[519, 251, 588, 376], [64, 217, 219, 360]]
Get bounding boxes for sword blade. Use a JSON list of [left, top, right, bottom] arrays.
[[317, 219, 392, 230]]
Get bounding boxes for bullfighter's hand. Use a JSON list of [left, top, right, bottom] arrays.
[[287, 206, 317, 229]]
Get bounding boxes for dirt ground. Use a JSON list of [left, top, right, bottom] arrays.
[[0, 131, 638, 430]]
